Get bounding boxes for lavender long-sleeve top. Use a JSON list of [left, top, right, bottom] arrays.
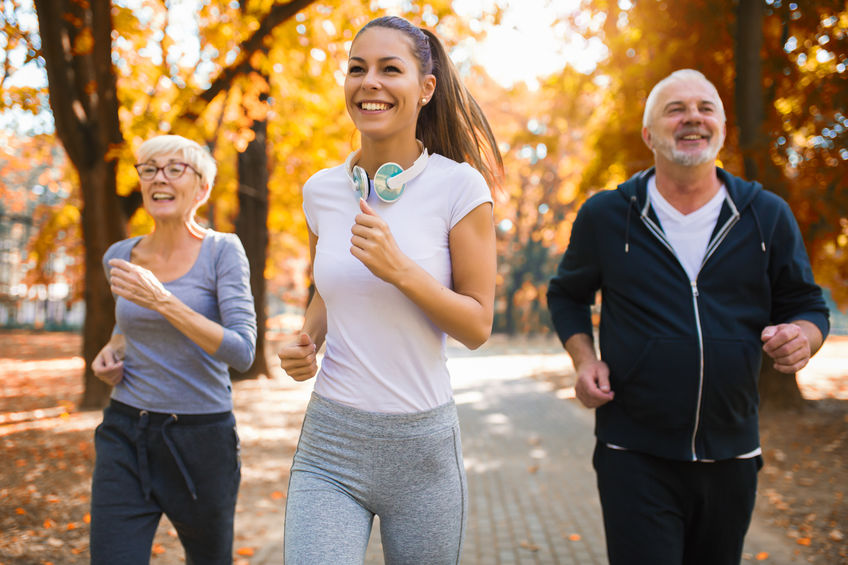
[[103, 231, 257, 414]]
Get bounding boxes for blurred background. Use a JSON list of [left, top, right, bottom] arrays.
[[1, 0, 846, 407]]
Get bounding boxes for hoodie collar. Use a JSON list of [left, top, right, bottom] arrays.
[[618, 166, 767, 256], [619, 166, 762, 213]]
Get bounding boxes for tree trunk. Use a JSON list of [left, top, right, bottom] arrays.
[[79, 164, 125, 408], [735, 0, 765, 181], [34, 0, 126, 409], [735, 0, 805, 410], [232, 119, 270, 380]]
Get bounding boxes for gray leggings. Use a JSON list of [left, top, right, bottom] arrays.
[[284, 393, 467, 565]]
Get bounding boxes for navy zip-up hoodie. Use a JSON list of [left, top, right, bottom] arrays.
[[547, 167, 829, 462]]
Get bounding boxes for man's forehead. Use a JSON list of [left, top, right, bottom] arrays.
[[658, 78, 721, 106]]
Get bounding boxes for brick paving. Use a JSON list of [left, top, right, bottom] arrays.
[[255, 336, 802, 564]]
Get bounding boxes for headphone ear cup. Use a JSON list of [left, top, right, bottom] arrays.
[[351, 165, 370, 199], [373, 162, 405, 202]]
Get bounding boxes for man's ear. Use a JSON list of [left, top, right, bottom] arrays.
[[641, 126, 653, 151]]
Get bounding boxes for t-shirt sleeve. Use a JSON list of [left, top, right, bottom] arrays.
[[449, 164, 493, 229], [302, 175, 318, 236], [213, 234, 258, 372]]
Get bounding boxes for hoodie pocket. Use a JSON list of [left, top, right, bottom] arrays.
[[611, 337, 701, 430], [701, 339, 760, 428]]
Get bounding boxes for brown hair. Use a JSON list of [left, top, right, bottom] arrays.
[[355, 16, 503, 188]]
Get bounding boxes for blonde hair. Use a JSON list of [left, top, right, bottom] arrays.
[[137, 135, 217, 207]]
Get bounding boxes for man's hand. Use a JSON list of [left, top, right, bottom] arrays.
[[574, 358, 615, 409], [761, 323, 813, 374]]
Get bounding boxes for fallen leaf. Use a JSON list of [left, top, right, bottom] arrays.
[[756, 551, 769, 560], [519, 540, 539, 552], [796, 537, 811, 546], [829, 529, 844, 541], [15, 507, 26, 515], [527, 464, 539, 474], [151, 543, 165, 555], [237, 547, 255, 556], [270, 490, 285, 500], [566, 533, 581, 541], [83, 513, 91, 524], [43, 518, 55, 529]]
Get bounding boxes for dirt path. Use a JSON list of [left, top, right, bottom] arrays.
[[0, 331, 845, 564]]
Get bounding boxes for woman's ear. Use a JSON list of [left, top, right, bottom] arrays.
[[420, 74, 436, 104], [195, 182, 211, 202]]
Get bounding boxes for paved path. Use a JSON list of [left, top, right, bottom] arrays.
[[255, 339, 802, 564]]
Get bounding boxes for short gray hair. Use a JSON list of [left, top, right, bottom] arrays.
[[642, 69, 725, 128], [137, 135, 217, 204]]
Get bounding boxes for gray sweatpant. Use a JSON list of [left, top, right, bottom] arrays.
[[284, 392, 467, 564]]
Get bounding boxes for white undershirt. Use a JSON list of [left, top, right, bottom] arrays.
[[647, 176, 726, 282]]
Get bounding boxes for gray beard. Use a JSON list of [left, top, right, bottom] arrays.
[[668, 147, 719, 166], [653, 136, 724, 167]]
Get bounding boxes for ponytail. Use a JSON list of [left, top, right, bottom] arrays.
[[417, 29, 502, 188], [355, 17, 503, 189]]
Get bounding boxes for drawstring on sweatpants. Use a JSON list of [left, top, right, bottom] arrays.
[[162, 416, 198, 500], [135, 411, 152, 501], [134, 411, 199, 501]]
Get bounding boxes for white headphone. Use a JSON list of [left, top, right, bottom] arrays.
[[344, 142, 429, 203]]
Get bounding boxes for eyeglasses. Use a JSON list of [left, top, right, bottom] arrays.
[[134, 162, 200, 181]]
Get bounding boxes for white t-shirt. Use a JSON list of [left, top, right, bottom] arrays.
[[647, 176, 726, 281], [302, 153, 493, 413]]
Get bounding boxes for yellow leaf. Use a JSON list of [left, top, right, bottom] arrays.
[[73, 27, 94, 55]]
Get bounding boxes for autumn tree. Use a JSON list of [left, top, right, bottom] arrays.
[[4, 0, 498, 404], [31, 0, 126, 408], [471, 69, 597, 334], [571, 0, 847, 407], [9, 0, 321, 405]]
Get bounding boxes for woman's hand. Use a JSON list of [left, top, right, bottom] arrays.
[[278, 333, 319, 382], [350, 198, 411, 284], [108, 258, 171, 312], [92, 336, 125, 386]]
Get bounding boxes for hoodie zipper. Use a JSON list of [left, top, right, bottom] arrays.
[[639, 194, 740, 460]]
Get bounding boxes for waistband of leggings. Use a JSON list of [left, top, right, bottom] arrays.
[[307, 392, 458, 438], [108, 399, 232, 426]]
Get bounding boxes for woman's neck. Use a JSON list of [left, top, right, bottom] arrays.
[[145, 218, 206, 252], [356, 136, 422, 176]]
